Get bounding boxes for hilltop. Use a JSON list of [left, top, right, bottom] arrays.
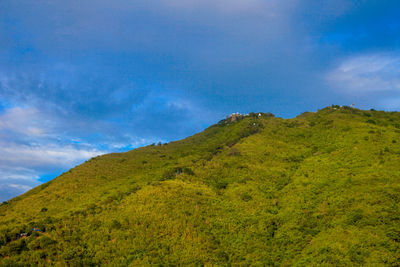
[[0, 106, 400, 266]]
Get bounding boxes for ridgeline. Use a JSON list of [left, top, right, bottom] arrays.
[[1, 106, 400, 266]]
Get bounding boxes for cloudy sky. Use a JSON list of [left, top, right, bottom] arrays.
[[1, 0, 400, 201]]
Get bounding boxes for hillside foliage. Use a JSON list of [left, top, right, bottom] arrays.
[[0, 106, 400, 266]]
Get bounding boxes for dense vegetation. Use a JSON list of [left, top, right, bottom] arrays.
[[1, 106, 400, 266]]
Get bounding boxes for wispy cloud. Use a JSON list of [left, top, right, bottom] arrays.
[[326, 53, 400, 110], [327, 53, 400, 94], [0, 183, 37, 203], [0, 106, 107, 201]]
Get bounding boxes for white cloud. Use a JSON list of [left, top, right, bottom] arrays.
[[0, 168, 41, 202], [0, 184, 32, 202], [0, 106, 48, 137], [327, 53, 400, 94], [0, 141, 106, 201], [7, 184, 32, 191], [0, 106, 107, 201], [0, 142, 105, 169], [0, 142, 105, 201]]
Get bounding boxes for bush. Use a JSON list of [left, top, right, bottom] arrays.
[[1, 239, 27, 256], [286, 121, 298, 128], [241, 193, 252, 202], [111, 220, 122, 229], [162, 167, 195, 180], [276, 175, 292, 190], [363, 112, 371, 117], [348, 244, 368, 264], [182, 167, 195, 176], [228, 148, 240, 156], [347, 209, 363, 225], [161, 169, 178, 181], [386, 227, 400, 242], [215, 181, 228, 190], [27, 238, 41, 250]]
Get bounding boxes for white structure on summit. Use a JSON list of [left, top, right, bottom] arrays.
[[228, 112, 242, 122]]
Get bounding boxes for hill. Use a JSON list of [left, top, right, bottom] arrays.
[[1, 106, 400, 266]]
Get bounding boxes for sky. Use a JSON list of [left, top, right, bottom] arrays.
[[0, 0, 400, 201]]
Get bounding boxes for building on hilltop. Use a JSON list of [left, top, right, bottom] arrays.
[[229, 112, 242, 122]]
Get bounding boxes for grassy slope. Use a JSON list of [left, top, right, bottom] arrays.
[[0, 106, 400, 266]]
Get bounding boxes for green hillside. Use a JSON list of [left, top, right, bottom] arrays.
[[1, 106, 400, 266]]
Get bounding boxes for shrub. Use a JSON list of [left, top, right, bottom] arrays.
[[241, 193, 252, 202], [162, 167, 195, 180], [182, 167, 195, 176], [208, 145, 223, 155], [276, 175, 292, 190], [228, 148, 240, 156], [386, 227, 400, 242], [40, 208, 48, 212], [239, 121, 263, 138], [286, 121, 298, 128], [162, 169, 179, 180], [225, 138, 240, 147], [363, 112, 371, 117], [347, 244, 370, 264], [215, 181, 228, 190], [27, 238, 41, 250], [285, 155, 304, 163], [128, 185, 142, 194], [1, 239, 27, 256], [347, 209, 363, 225], [111, 220, 122, 229]]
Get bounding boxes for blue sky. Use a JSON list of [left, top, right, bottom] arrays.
[[0, 0, 400, 201]]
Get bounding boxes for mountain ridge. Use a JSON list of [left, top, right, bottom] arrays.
[[1, 106, 400, 266]]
